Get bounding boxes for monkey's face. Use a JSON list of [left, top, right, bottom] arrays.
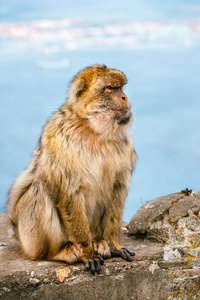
[[101, 83, 132, 125], [85, 77, 132, 133], [68, 66, 132, 134]]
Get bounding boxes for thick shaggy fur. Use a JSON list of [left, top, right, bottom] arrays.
[[7, 65, 136, 267]]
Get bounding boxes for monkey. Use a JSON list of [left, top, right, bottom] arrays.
[[7, 65, 136, 274]]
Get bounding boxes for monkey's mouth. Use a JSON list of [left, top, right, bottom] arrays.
[[113, 109, 132, 125], [89, 105, 132, 127]]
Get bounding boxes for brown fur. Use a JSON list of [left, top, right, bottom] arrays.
[[7, 65, 136, 268]]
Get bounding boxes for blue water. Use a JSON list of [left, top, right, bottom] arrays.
[[0, 1, 200, 222]]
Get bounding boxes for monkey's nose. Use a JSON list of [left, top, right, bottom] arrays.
[[120, 95, 128, 108]]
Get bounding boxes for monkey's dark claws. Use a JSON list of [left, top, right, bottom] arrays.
[[90, 260, 96, 274], [95, 259, 102, 274], [97, 255, 104, 265], [83, 256, 103, 274], [84, 260, 90, 271], [124, 248, 135, 257], [110, 247, 115, 254], [111, 247, 135, 261], [118, 249, 132, 261]]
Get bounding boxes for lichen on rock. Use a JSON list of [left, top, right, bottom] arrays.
[[127, 190, 200, 266]]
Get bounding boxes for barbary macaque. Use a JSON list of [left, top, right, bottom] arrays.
[[7, 65, 136, 274]]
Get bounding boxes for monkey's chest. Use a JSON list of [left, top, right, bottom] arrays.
[[84, 150, 122, 191], [83, 151, 130, 225]]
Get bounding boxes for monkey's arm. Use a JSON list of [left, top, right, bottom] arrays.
[[57, 190, 91, 245], [101, 171, 135, 261]]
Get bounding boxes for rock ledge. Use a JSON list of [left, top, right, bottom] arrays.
[[1, 191, 200, 300]]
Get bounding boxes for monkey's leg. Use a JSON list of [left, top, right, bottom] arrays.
[[15, 180, 65, 259], [52, 192, 104, 274]]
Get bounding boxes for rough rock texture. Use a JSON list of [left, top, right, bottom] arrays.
[[127, 192, 184, 235], [127, 190, 200, 299], [127, 191, 200, 235], [1, 190, 200, 300]]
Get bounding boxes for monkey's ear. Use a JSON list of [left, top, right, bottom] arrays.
[[69, 77, 87, 101], [76, 85, 86, 98]]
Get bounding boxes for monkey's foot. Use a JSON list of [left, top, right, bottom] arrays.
[[81, 246, 104, 275], [111, 247, 135, 261], [52, 242, 82, 264], [92, 240, 111, 258]]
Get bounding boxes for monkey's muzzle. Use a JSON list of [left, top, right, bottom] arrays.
[[113, 108, 132, 125]]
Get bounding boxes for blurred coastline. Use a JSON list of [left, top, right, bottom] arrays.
[[1, 19, 200, 53]]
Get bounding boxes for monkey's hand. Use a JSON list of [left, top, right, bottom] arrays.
[[81, 246, 104, 275], [110, 246, 135, 261], [92, 240, 111, 258]]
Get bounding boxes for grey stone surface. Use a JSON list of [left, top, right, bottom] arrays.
[[169, 196, 200, 222], [127, 191, 200, 235], [127, 192, 184, 235]]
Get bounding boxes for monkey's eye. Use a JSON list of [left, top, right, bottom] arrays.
[[105, 85, 122, 91], [106, 85, 113, 90]]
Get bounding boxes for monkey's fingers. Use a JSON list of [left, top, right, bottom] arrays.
[[83, 258, 102, 274], [111, 248, 134, 261], [84, 260, 90, 271], [90, 260, 96, 275], [97, 255, 104, 265], [94, 259, 102, 274], [124, 248, 135, 257], [121, 249, 133, 261], [83, 259, 95, 274]]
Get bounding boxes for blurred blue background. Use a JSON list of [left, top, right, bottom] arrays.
[[0, 1, 200, 222]]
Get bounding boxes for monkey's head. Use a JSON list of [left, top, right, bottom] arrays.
[[67, 65, 132, 135]]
